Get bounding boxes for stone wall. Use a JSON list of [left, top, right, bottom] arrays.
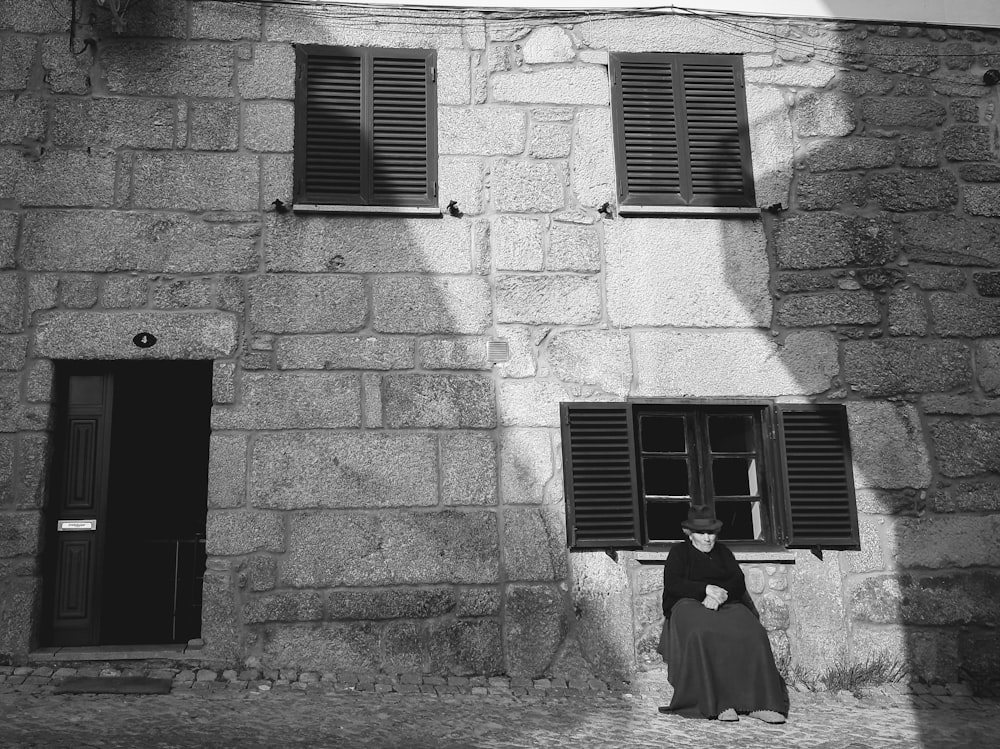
[[1, 1, 1000, 695]]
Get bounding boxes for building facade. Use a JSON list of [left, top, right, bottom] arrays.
[[1, 0, 999, 695]]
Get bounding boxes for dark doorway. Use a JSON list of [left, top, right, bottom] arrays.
[[45, 361, 212, 646]]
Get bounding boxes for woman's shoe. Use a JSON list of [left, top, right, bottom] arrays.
[[749, 710, 786, 724], [717, 708, 738, 721]]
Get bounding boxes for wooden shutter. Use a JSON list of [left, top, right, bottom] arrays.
[[560, 403, 642, 549], [777, 405, 859, 549], [611, 53, 755, 208], [295, 46, 436, 208]]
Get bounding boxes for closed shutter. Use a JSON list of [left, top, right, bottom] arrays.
[[777, 405, 859, 549], [295, 46, 437, 207], [611, 53, 755, 207], [560, 403, 642, 549]]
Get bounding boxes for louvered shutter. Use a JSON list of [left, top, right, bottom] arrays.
[[560, 403, 642, 549], [612, 53, 755, 208], [295, 46, 437, 208], [777, 405, 859, 549]]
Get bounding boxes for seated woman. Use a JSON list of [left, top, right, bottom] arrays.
[[657, 504, 789, 723]]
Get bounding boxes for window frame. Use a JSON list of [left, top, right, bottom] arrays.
[[293, 44, 440, 215], [610, 52, 757, 214], [560, 399, 859, 553]]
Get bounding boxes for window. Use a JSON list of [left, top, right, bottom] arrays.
[[610, 53, 755, 210], [560, 401, 859, 551], [294, 45, 438, 213]]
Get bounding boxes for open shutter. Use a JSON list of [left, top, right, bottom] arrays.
[[560, 403, 642, 549], [294, 46, 436, 208], [778, 405, 859, 550], [678, 56, 755, 206]]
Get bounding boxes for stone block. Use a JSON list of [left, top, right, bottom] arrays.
[[190, 101, 239, 151], [206, 510, 284, 556], [805, 138, 897, 173], [899, 133, 939, 167], [59, 275, 98, 309], [499, 430, 552, 506], [260, 623, 380, 672], [888, 289, 928, 336], [100, 41, 234, 97], [0, 336, 27, 371], [931, 417, 1000, 477], [895, 516, 1000, 569], [498, 380, 576, 428], [930, 293, 1000, 337], [237, 44, 293, 98], [0, 274, 24, 333], [493, 216, 543, 271], [496, 275, 600, 325], [775, 213, 900, 269], [844, 340, 970, 396], [960, 164, 1000, 182], [571, 108, 616, 208], [901, 214, 1000, 266], [26, 276, 56, 314], [0, 512, 41, 557], [372, 276, 491, 334], [951, 99, 979, 122], [21, 210, 259, 273], [0, 576, 39, 658], [437, 48, 471, 105], [428, 620, 504, 676], [494, 325, 537, 379], [208, 434, 247, 509], [40, 36, 89, 94], [265, 214, 471, 273], [868, 172, 958, 211], [251, 432, 436, 509], [34, 311, 237, 359], [0, 150, 115, 207], [50, 98, 174, 149], [548, 224, 600, 272], [380, 374, 495, 428], [277, 335, 413, 370], [193, 0, 262, 40], [264, 4, 462, 47], [848, 402, 931, 490], [16, 433, 48, 509], [794, 92, 855, 137], [327, 588, 455, 620], [861, 97, 947, 128], [529, 123, 572, 159], [522, 27, 575, 63], [0, 212, 16, 269], [0, 95, 46, 145], [0, 36, 35, 90], [281, 510, 499, 586], [101, 276, 148, 309], [943, 126, 993, 161], [152, 278, 212, 309], [90, 0, 185, 38], [133, 154, 259, 211], [607, 218, 770, 327], [930, 482, 1000, 513], [778, 291, 880, 327], [438, 107, 526, 155], [548, 330, 631, 395], [744, 85, 794, 209], [418, 337, 488, 370], [442, 432, 497, 506], [868, 37, 939, 74], [243, 592, 323, 624], [492, 67, 609, 105], [492, 160, 565, 213], [796, 174, 867, 210], [0, 437, 15, 504], [977, 340, 1000, 394], [851, 571, 1000, 626], [244, 101, 294, 152], [851, 624, 958, 686], [248, 275, 365, 333], [964, 185, 1000, 217], [439, 158, 486, 216], [504, 584, 566, 677], [212, 372, 360, 430], [776, 273, 835, 293]]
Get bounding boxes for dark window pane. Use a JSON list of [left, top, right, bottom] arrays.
[[712, 457, 758, 497], [646, 500, 689, 542], [708, 414, 754, 453], [715, 500, 760, 540], [642, 457, 690, 497], [640, 415, 686, 453]]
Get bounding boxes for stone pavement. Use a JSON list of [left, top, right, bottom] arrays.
[[2, 666, 999, 748]]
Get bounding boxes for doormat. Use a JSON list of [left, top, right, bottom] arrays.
[[54, 676, 173, 695]]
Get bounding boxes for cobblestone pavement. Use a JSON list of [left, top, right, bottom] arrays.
[[2, 675, 999, 749]]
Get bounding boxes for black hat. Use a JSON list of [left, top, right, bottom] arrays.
[[681, 504, 723, 533]]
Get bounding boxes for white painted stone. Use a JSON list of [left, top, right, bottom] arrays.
[[492, 67, 609, 105], [577, 16, 773, 55], [547, 330, 632, 397], [529, 122, 572, 159], [572, 108, 615, 209], [606, 218, 771, 328], [631, 329, 838, 397], [522, 27, 576, 64], [437, 48, 471, 105], [746, 85, 794, 209], [439, 157, 486, 216], [495, 325, 538, 379], [492, 216, 543, 271], [438, 107, 526, 155], [745, 64, 838, 88], [491, 160, 566, 213], [499, 381, 591, 427], [500, 429, 553, 505], [848, 401, 932, 490]]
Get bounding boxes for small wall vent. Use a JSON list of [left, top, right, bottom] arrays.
[[486, 339, 510, 363]]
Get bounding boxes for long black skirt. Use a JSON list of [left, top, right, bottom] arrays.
[[657, 598, 789, 719]]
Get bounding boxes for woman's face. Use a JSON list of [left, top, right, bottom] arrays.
[[689, 531, 717, 553]]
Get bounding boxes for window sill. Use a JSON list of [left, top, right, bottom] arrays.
[[617, 205, 761, 218], [634, 548, 796, 564], [292, 204, 443, 217]]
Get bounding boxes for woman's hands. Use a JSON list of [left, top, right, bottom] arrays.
[[703, 584, 729, 610]]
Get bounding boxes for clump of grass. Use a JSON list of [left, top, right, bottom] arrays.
[[781, 651, 908, 697]]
